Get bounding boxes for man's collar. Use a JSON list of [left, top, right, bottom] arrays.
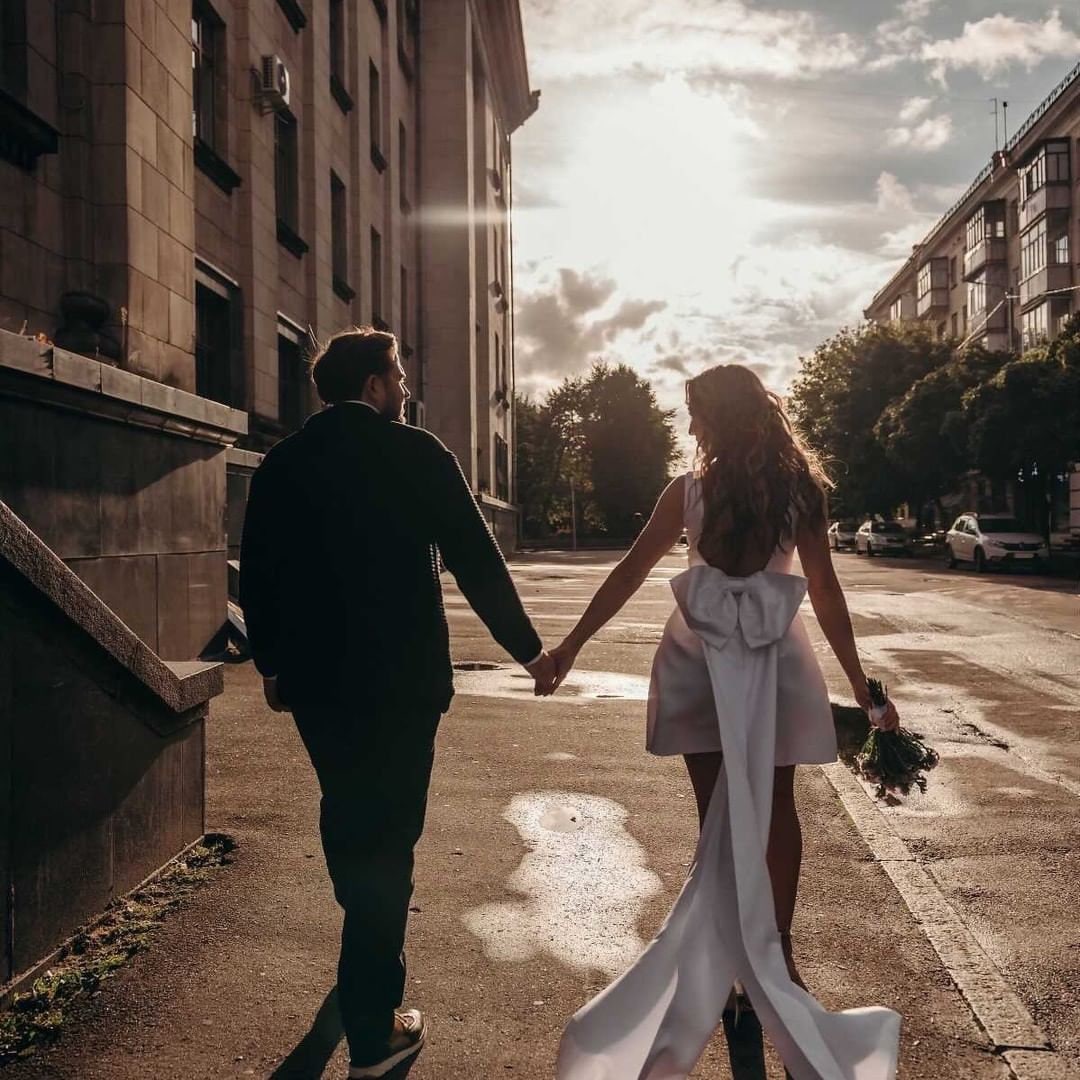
[[335, 399, 380, 413]]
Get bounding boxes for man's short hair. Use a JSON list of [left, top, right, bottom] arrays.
[[310, 327, 398, 404]]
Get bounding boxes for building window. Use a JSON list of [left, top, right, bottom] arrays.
[[968, 279, 987, 315], [331, 171, 353, 300], [191, 3, 221, 148], [275, 0, 307, 33], [369, 61, 386, 170], [195, 263, 242, 407], [494, 434, 509, 502], [1020, 139, 1071, 200], [962, 304, 968, 334], [329, 0, 352, 111], [370, 227, 383, 325], [950, 312, 958, 339], [278, 321, 307, 430], [0, 1, 27, 99], [1022, 303, 1048, 349], [1051, 228, 1070, 266], [398, 120, 410, 212], [917, 262, 934, 299], [1021, 217, 1047, 280], [397, 0, 418, 78], [0, 0, 58, 169], [191, 2, 239, 192], [949, 256, 957, 288], [275, 111, 306, 255]]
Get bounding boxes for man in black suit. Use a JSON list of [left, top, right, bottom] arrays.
[[240, 327, 554, 1078]]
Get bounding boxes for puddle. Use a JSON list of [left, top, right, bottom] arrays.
[[462, 791, 663, 977], [539, 804, 583, 832], [453, 668, 650, 702], [543, 752, 578, 761]]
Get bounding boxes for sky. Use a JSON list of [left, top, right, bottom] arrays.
[[510, 0, 1080, 426]]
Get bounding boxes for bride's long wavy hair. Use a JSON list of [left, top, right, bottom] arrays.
[[686, 364, 831, 572]]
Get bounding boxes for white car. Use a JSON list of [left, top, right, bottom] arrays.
[[855, 520, 910, 556], [945, 514, 1049, 572], [827, 520, 858, 550]]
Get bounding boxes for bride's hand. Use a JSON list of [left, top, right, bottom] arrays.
[[548, 639, 580, 694]]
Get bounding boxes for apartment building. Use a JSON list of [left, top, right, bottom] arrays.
[[866, 61, 1080, 353], [0, 0, 536, 658]]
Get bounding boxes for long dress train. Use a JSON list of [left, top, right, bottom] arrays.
[[555, 564, 901, 1080]]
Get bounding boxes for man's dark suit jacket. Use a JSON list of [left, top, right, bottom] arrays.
[[239, 403, 542, 713]]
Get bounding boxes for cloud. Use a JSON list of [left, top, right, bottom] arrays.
[[898, 96, 933, 123], [558, 268, 617, 315], [515, 268, 668, 381], [899, 0, 936, 20], [523, 0, 864, 83], [885, 112, 952, 151], [921, 11, 1080, 84], [876, 172, 915, 213]]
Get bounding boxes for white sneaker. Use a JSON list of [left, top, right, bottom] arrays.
[[347, 1009, 427, 1078]]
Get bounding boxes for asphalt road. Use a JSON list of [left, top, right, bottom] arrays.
[[11, 548, 1080, 1079]]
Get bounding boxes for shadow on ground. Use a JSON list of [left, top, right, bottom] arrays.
[[269, 988, 423, 1080]]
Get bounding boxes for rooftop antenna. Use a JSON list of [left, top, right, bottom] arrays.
[[992, 97, 1000, 150], [1002, 100, 1010, 147]]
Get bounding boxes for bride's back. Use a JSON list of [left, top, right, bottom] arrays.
[[683, 364, 828, 578], [683, 472, 797, 578]]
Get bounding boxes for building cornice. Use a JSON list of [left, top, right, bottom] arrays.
[[866, 59, 1080, 315], [472, 0, 539, 132]]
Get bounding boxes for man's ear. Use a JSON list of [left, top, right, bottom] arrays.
[[362, 373, 380, 402]]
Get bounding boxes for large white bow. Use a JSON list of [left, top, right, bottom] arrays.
[[670, 564, 808, 651]]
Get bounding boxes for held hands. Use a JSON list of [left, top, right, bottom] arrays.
[[524, 638, 581, 697]]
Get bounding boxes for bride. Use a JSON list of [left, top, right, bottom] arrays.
[[545, 364, 902, 1079]]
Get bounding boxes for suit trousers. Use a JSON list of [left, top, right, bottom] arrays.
[[292, 702, 441, 1061]]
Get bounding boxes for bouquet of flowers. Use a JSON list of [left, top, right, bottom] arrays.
[[832, 679, 939, 800]]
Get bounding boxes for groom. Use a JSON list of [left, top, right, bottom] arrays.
[[240, 326, 555, 1078]]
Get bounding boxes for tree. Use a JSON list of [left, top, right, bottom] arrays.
[[962, 315, 1080, 534], [789, 322, 955, 517], [875, 345, 1010, 526], [514, 364, 679, 540]]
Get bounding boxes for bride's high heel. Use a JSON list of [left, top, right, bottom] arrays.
[[722, 984, 766, 1078]]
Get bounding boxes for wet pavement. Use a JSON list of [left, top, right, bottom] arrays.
[[10, 548, 1079, 1079]]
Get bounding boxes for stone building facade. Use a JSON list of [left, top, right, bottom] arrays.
[[0, 0, 537, 657], [865, 61, 1080, 353]]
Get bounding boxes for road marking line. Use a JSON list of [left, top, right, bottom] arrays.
[[820, 762, 1077, 1079]]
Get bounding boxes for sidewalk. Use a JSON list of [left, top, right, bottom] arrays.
[[7, 592, 1011, 1078]]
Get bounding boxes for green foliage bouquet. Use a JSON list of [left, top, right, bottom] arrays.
[[832, 680, 939, 800]]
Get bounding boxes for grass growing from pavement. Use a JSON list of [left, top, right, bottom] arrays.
[[0, 834, 236, 1064]]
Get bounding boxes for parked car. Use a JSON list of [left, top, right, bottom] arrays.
[[945, 513, 1049, 572], [855, 520, 910, 556], [827, 520, 859, 550]]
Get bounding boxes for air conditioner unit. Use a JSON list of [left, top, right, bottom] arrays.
[[406, 399, 426, 428], [259, 55, 291, 112]]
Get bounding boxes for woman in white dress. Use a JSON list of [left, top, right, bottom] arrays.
[[547, 364, 902, 1079]]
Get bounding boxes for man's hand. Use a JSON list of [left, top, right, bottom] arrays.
[[262, 675, 290, 713], [525, 651, 559, 696]]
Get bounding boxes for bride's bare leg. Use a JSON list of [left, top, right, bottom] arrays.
[[684, 751, 723, 828], [769, 765, 807, 989], [683, 755, 806, 988]]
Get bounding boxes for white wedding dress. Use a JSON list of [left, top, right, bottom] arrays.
[[555, 474, 901, 1080]]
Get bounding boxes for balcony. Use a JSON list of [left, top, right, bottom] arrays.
[[963, 236, 1007, 280], [916, 287, 949, 319], [973, 329, 1013, 352], [1019, 183, 1071, 231], [1020, 263, 1072, 308]]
